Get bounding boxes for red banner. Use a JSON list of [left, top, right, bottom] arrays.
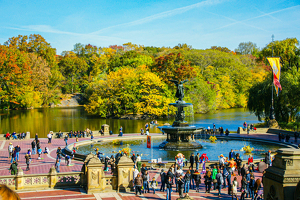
[[147, 136, 151, 148]]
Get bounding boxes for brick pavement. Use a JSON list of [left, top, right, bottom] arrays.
[[1, 131, 295, 199]]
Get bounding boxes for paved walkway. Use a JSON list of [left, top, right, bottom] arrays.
[[1, 131, 296, 199], [17, 168, 263, 199]]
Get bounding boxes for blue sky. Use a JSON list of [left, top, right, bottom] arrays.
[[1, 0, 299, 54]]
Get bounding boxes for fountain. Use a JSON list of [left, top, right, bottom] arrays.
[[159, 80, 204, 150]]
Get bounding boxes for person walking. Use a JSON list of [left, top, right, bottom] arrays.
[[190, 153, 195, 169], [219, 154, 225, 167], [195, 153, 200, 170], [160, 169, 166, 192], [240, 176, 247, 200], [166, 176, 173, 200], [222, 166, 229, 188], [177, 175, 185, 198], [193, 170, 201, 192], [235, 156, 242, 176], [142, 170, 149, 193], [150, 177, 158, 194], [35, 133, 38, 145], [64, 135, 68, 146], [246, 171, 251, 198], [249, 176, 255, 199], [232, 177, 239, 200], [31, 140, 36, 155], [55, 160, 60, 173], [8, 143, 13, 159], [11, 148, 16, 163], [212, 165, 218, 190], [25, 154, 31, 171], [189, 166, 195, 189], [184, 170, 191, 193], [229, 149, 235, 160], [136, 154, 142, 172], [134, 174, 142, 196], [10, 161, 18, 175], [204, 170, 212, 193], [175, 166, 183, 192], [56, 147, 62, 163], [216, 169, 223, 196], [14, 145, 21, 162], [253, 178, 262, 200], [110, 155, 116, 174], [47, 132, 53, 144]]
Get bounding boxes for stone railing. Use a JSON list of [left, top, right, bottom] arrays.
[[0, 153, 134, 193], [0, 167, 84, 191]]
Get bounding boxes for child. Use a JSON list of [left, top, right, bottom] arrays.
[[150, 177, 158, 194], [44, 147, 49, 154], [37, 148, 42, 160]]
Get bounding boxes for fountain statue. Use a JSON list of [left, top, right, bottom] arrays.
[[159, 80, 203, 150]]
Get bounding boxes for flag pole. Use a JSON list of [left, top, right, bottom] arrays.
[[270, 34, 275, 120]]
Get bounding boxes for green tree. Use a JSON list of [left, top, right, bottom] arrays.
[[235, 42, 260, 56], [248, 68, 300, 122], [259, 38, 300, 71]]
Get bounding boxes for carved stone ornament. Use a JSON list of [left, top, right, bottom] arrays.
[[282, 159, 293, 166], [122, 169, 128, 179], [91, 170, 97, 180], [266, 185, 276, 200]]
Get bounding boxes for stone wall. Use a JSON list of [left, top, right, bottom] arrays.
[[264, 148, 300, 200]]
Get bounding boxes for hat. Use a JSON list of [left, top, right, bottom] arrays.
[[161, 169, 164, 172], [9, 143, 12, 145], [220, 154, 223, 157], [231, 158, 234, 160]]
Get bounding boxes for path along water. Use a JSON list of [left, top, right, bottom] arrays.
[[0, 107, 259, 138]]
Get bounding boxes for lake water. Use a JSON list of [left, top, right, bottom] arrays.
[[76, 137, 282, 161], [0, 107, 260, 138]]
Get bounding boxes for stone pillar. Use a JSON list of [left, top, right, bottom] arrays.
[[264, 148, 300, 200], [15, 168, 24, 190], [86, 154, 104, 194], [101, 124, 110, 135], [117, 155, 134, 192], [49, 166, 57, 188], [25, 132, 30, 139]]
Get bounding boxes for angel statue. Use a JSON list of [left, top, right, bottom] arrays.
[[169, 80, 188, 101]]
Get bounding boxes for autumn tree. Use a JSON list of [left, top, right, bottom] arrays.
[[0, 45, 39, 108], [151, 52, 196, 84], [85, 66, 174, 117]]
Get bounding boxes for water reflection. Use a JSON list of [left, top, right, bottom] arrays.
[[0, 107, 259, 138]]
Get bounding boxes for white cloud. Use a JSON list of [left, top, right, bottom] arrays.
[[90, 0, 227, 35]]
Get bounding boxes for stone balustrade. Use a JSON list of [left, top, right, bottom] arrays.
[[0, 153, 132, 194]]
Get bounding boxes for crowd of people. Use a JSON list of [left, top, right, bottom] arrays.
[[4, 132, 27, 140], [131, 150, 265, 200]]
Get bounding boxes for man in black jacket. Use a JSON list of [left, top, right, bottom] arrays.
[[160, 169, 166, 192], [166, 176, 173, 200], [195, 153, 200, 170], [190, 153, 195, 168]]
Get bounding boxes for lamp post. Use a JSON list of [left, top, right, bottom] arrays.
[[269, 34, 275, 120]]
